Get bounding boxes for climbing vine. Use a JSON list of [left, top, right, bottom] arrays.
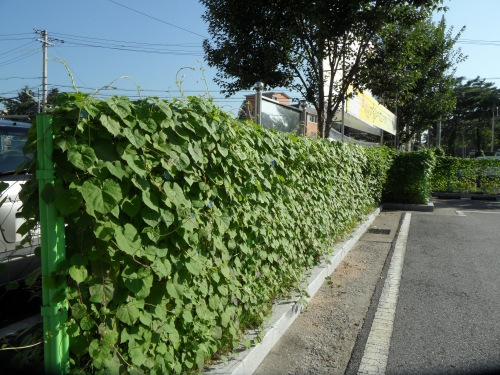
[[19, 92, 392, 374]]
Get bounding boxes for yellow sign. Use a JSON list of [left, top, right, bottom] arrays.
[[346, 90, 396, 135]]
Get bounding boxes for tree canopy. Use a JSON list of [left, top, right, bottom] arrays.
[[1, 86, 59, 116], [200, 0, 444, 138], [442, 77, 500, 155], [364, 15, 465, 147]]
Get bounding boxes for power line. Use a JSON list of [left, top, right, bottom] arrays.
[[0, 77, 42, 80], [106, 0, 208, 39], [0, 33, 34, 37], [1, 41, 38, 58], [0, 37, 35, 41], [55, 41, 203, 56], [0, 50, 39, 68], [49, 32, 202, 48]]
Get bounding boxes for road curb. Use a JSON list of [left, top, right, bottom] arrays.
[[204, 207, 381, 375], [431, 192, 499, 201], [382, 201, 434, 212]]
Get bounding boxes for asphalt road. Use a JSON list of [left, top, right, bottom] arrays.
[[385, 199, 500, 375]]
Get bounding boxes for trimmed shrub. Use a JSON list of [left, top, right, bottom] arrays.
[[430, 156, 500, 194], [382, 149, 435, 204]]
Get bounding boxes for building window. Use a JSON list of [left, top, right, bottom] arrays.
[[308, 114, 317, 123]]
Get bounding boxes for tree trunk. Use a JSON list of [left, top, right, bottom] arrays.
[[476, 125, 482, 154]]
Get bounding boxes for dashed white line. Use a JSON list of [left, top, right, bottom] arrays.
[[357, 213, 411, 375]]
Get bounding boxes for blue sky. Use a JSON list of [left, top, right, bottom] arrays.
[[1, 0, 499, 115]]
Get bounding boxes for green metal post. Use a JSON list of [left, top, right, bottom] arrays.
[[36, 114, 69, 375]]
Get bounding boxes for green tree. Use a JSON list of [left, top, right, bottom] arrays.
[[200, 0, 444, 138], [3, 86, 37, 116], [2, 86, 59, 116], [364, 15, 465, 146], [442, 77, 500, 155]]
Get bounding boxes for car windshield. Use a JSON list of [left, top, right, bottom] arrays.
[[0, 125, 31, 175]]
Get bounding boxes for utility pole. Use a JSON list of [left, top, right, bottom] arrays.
[[491, 107, 497, 153], [395, 92, 399, 149], [437, 119, 441, 149], [35, 29, 50, 113]]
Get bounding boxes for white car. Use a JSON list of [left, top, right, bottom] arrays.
[[0, 119, 40, 285]]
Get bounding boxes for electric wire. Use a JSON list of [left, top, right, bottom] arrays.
[[0, 33, 34, 37], [0, 50, 39, 68], [49, 32, 202, 48], [55, 41, 204, 56], [106, 0, 208, 39], [0, 77, 42, 80], [1, 41, 38, 59]]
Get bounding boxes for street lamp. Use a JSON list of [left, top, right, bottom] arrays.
[[299, 99, 307, 136], [253, 82, 264, 126]]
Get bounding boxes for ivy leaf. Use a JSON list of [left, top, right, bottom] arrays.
[[102, 355, 121, 374], [122, 266, 153, 299], [138, 118, 157, 133], [68, 145, 97, 171], [121, 149, 147, 177], [163, 182, 187, 208], [80, 316, 94, 331], [169, 150, 190, 171], [210, 326, 222, 340], [152, 257, 171, 279], [159, 209, 175, 227], [130, 347, 146, 367], [196, 349, 205, 370], [215, 212, 231, 234], [150, 97, 172, 118], [188, 142, 204, 165], [72, 303, 87, 320], [81, 178, 122, 215], [89, 277, 115, 305], [55, 135, 77, 152], [185, 260, 202, 276], [217, 144, 228, 157], [123, 127, 146, 149], [105, 161, 126, 180], [114, 224, 141, 256], [99, 114, 121, 136], [116, 303, 140, 325], [94, 221, 117, 242], [121, 195, 142, 217], [69, 265, 88, 283], [55, 189, 82, 215], [182, 309, 193, 323], [142, 207, 161, 227], [142, 190, 159, 212], [166, 275, 184, 300], [106, 96, 132, 120]]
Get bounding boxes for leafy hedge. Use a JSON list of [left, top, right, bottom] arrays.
[[430, 156, 500, 194], [382, 149, 435, 204], [20, 93, 392, 374]]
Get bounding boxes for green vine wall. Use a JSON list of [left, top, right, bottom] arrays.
[[19, 93, 392, 374]]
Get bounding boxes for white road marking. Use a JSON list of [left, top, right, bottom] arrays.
[[456, 210, 500, 216], [357, 213, 411, 375]]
